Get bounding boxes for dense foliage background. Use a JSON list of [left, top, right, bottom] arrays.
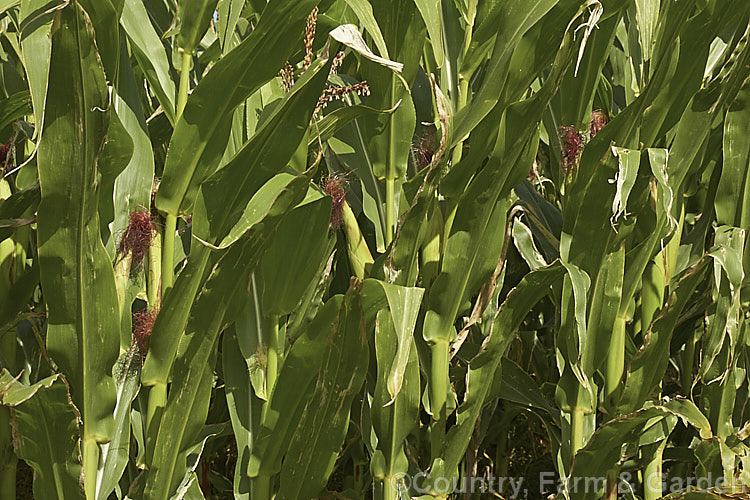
[[0, 0, 749, 499]]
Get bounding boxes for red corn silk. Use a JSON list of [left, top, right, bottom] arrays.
[[0, 140, 12, 171], [589, 110, 609, 138], [132, 309, 158, 355], [117, 210, 156, 266], [413, 128, 436, 170], [559, 125, 584, 173], [323, 176, 347, 229]]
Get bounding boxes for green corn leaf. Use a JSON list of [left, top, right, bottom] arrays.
[[648, 148, 677, 230], [0, 90, 31, 133], [498, 0, 581, 106], [234, 274, 271, 401], [664, 398, 712, 441], [97, 108, 134, 250], [369, 311, 420, 490], [249, 281, 368, 498], [0, 0, 18, 17], [609, 146, 640, 224], [78, 0, 122, 84], [716, 78, 750, 228], [247, 294, 342, 477], [95, 347, 142, 500], [553, 3, 626, 129], [260, 194, 333, 316], [423, 194, 507, 345], [145, 352, 218, 500], [439, 101, 504, 200], [0, 262, 39, 329], [701, 227, 745, 385], [275, 282, 368, 500], [0, 183, 39, 244], [638, 413, 678, 448], [693, 438, 726, 487], [352, 0, 423, 250], [308, 103, 396, 148], [110, 32, 156, 251], [412, 0, 443, 64], [141, 55, 330, 388], [7, 0, 750, 495], [623, 7, 750, 303], [430, 261, 565, 483], [387, 168, 439, 287], [426, 27, 574, 346], [570, 398, 718, 500], [190, 55, 330, 248], [170, 423, 229, 499], [285, 241, 337, 344], [364, 279, 424, 400], [495, 357, 561, 426], [216, 0, 245, 53], [19, 0, 56, 138], [514, 182, 562, 257], [342, 0, 389, 58], [512, 216, 548, 270], [560, 0, 729, 283], [0, 371, 83, 499], [619, 258, 710, 413], [144, 174, 324, 488], [176, 0, 220, 54], [581, 243, 624, 375], [326, 125, 387, 252], [144, 245, 242, 499], [154, 0, 319, 216], [452, 0, 558, 142], [384, 81, 447, 288], [459, 1, 500, 78], [120, 0, 177, 124], [144, 171, 318, 388], [560, 260, 591, 364], [36, 1, 120, 444], [639, 2, 745, 145], [567, 407, 674, 500], [633, 0, 660, 65], [222, 326, 258, 499]]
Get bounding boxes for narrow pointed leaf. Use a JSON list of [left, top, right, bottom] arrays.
[[19, 0, 55, 138], [176, 0, 220, 54], [120, 0, 177, 123], [36, 2, 120, 442], [366, 280, 424, 400], [96, 348, 142, 500]]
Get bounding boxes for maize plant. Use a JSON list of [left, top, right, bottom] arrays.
[[1, 0, 750, 499]]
